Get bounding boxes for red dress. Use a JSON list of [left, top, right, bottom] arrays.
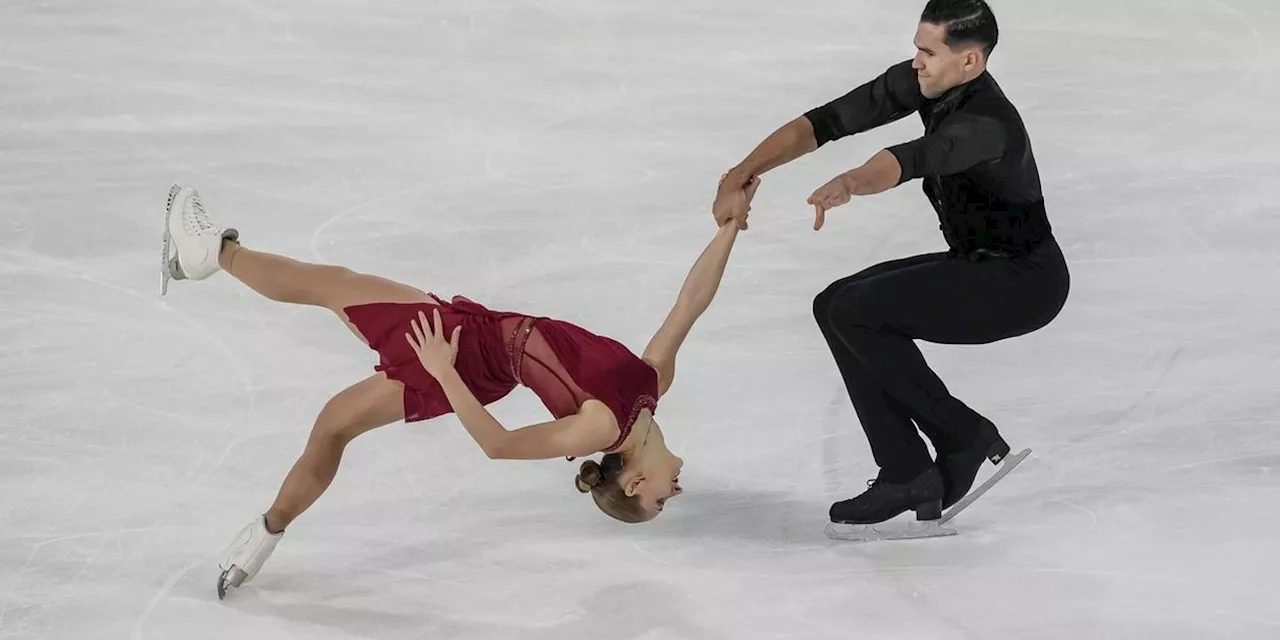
[[342, 294, 659, 452]]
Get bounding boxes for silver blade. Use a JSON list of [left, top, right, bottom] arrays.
[[825, 519, 958, 542]]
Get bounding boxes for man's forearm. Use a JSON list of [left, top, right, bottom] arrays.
[[846, 149, 903, 196], [724, 116, 818, 186]]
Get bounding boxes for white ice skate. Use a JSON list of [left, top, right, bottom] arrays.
[[216, 515, 283, 600], [160, 184, 238, 295]]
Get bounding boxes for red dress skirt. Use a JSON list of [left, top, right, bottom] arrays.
[[342, 294, 659, 452]]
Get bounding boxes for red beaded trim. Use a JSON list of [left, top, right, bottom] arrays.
[[603, 394, 657, 453], [506, 317, 537, 384]]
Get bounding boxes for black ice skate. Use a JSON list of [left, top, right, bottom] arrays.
[[825, 466, 953, 542], [827, 419, 1034, 542], [938, 418, 1014, 509], [935, 420, 1033, 528]]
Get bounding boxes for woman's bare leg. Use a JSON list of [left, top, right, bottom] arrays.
[[263, 372, 407, 533], [217, 239, 436, 343], [216, 372, 406, 596]]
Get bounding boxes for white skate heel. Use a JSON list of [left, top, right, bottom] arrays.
[[216, 515, 283, 600], [161, 184, 239, 295]]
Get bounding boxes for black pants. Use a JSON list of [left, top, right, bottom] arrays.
[[812, 236, 1070, 482]]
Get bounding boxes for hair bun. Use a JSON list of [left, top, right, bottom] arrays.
[[575, 459, 603, 493]]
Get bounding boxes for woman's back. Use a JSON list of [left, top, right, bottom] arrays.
[[345, 294, 659, 448]]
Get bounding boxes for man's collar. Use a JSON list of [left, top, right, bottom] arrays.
[[932, 69, 989, 109]]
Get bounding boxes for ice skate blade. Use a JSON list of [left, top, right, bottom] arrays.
[[940, 447, 1031, 525], [825, 519, 957, 542], [160, 184, 180, 296], [216, 566, 248, 600], [160, 233, 172, 296]]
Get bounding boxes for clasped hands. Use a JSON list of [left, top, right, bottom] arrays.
[[712, 169, 859, 232]]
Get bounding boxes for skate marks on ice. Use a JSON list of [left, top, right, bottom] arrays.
[[131, 557, 207, 640], [825, 448, 1032, 543]]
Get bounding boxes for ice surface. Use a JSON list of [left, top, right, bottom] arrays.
[[2, 0, 1278, 638]]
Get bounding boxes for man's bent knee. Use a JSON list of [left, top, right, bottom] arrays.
[[813, 280, 848, 326], [826, 283, 885, 330]]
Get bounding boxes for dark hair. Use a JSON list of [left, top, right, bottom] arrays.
[[575, 454, 649, 524], [921, 0, 999, 59]]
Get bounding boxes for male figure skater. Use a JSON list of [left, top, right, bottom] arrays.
[[713, 0, 1069, 537]]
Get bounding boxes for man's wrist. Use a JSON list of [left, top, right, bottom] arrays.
[[840, 169, 862, 192], [722, 166, 753, 187]]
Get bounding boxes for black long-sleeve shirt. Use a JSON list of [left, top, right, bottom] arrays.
[[804, 60, 1052, 256]]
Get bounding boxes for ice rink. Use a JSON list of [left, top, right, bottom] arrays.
[[2, 0, 1278, 638]]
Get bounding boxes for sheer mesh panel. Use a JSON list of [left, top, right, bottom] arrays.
[[506, 316, 659, 453], [503, 316, 593, 422]]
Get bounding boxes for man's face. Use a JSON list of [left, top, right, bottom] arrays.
[[911, 21, 980, 99]]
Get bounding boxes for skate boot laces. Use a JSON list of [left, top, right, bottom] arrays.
[[184, 193, 216, 236]]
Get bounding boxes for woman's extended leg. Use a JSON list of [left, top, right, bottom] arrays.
[[164, 183, 437, 344], [218, 240, 436, 343]]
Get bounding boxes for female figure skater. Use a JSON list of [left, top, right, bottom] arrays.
[[158, 179, 759, 598]]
